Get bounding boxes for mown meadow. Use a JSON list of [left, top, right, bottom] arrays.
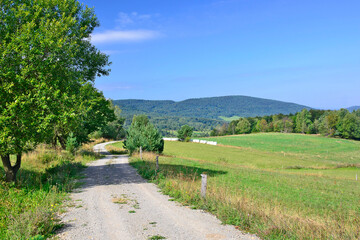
[[130, 133, 360, 239], [0, 140, 104, 240]]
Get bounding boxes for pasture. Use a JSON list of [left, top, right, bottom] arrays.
[[130, 133, 360, 239]]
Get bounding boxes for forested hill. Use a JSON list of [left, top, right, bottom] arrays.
[[113, 95, 310, 120], [347, 106, 360, 112]]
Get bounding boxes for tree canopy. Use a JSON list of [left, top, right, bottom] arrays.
[[0, 0, 111, 181]]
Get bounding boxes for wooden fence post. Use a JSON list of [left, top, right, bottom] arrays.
[[201, 174, 207, 199], [156, 156, 159, 172], [140, 146, 142, 160]]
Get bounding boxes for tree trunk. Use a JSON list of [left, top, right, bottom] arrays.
[[1, 154, 22, 182], [52, 135, 58, 149], [57, 135, 66, 149]]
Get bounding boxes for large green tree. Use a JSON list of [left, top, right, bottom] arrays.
[[96, 104, 126, 140], [256, 119, 269, 132], [236, 118, 251, 134], [49, 83, 115, 148], [317, 111, 339, 136], [295, 109, 313, 133], [340, 112, 360, 139], [0, 0, 110, 181]]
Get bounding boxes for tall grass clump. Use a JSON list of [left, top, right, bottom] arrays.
[[0, 141, 101, 239]]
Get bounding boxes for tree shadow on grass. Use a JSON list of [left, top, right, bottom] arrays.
[[60, 154, 228, 190], [0, 160, 86, 191], [1, 155, 227, 238], [1, 154, 227, 191], [130, 160, 227, 182]]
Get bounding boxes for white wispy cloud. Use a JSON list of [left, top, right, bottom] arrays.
[[116, 12, 156, 27], [96, 83, 137, 91], [102, 50, 121, 55], [91, 30, 161, 44]]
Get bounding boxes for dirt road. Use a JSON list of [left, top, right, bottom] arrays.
[[57, 142, 259, 240]]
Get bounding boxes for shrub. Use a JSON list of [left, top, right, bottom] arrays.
[[124, 115, 164, 154], [177, 125, 193, 141], [66, 133, 79, 155]]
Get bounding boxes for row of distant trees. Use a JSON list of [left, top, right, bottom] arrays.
[[210, 109, 360, 140]]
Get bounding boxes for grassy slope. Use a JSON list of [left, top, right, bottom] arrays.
[[200, 133, 360, 179], [0, 140, 103, 240], [130, 133, 360, 239], [219, 116, 241, 121], [201, 133, 360, 158]]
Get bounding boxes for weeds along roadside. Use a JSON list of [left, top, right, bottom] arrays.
[[0, 138, 105, 240], [105, 141, 128, 155], [129, 152, 360, 240]]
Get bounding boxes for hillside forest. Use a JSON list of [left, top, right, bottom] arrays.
[[112, 96, 311, 135]]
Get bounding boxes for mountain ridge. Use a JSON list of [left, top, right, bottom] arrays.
[[113, 95, 311, 120], [347, 106, 360, 112]]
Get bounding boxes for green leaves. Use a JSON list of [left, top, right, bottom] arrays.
[[236, 118, 251, 134], [124, 116, 164, 154], [0, 1, 110, 159], [177, 125, 193, 141]]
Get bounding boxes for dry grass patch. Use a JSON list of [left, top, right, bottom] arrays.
[[112, 197, 128, 204]]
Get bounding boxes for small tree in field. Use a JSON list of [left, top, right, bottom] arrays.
[[124, 115, 164, 154], [0, 0, 110, 182], [177, 125, 194, 141]]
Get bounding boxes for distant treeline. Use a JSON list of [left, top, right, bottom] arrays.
[[122, 115, 221, 136], [210, 109, 360, 140]]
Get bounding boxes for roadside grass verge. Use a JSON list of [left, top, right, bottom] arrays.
[[0, 139, 103, 239], [130, 138, 360, 240], [106, 141, 128, 155]]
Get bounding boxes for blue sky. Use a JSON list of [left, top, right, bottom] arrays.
[[81, 0, 360, 109]]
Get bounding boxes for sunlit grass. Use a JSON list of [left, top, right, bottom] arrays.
[[201, 133, 360, 164], [130, 134, 360, 239]]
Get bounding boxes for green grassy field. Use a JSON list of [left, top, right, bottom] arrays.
[[108, 141, 125, 148], [201, 133, 360, 179], [130, 133, 360, 239], [219, 115, 241, 121], [201, 133, 360, 162]]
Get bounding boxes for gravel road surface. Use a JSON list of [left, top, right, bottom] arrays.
[[57, 142, 259, 240]]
